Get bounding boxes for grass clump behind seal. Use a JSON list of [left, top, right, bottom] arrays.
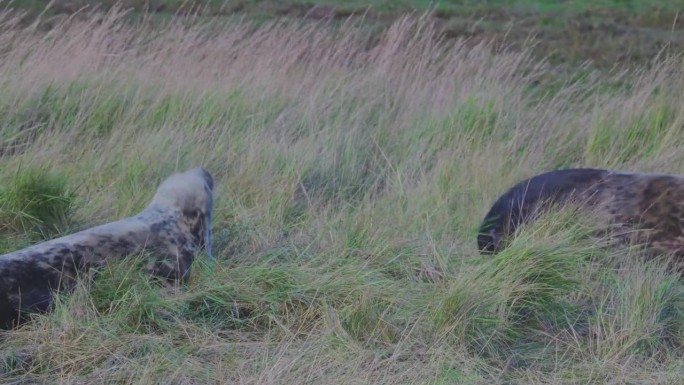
[[0, 166, 78, 245]]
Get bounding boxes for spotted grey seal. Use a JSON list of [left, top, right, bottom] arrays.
[[0, 166, 214, 329]]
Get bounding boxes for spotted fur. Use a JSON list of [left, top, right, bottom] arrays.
[[477, 168, 684, 273], [0, 167, 214, 329]]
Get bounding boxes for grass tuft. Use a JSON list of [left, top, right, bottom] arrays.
[[0, 165, 77, 244]]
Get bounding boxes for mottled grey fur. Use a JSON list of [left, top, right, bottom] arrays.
[[477, 168, 684, 274], [0, 167, 214, 329]]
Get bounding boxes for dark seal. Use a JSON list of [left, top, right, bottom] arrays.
[[477, 168, 684, 275]]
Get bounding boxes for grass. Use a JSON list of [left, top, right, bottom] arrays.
[[12, 0, 683, 15], [0, 6, 682, 384], [0, 166, 77, 246], [6, 0, 684, 69]]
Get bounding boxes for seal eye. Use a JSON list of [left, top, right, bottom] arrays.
[[183, 209, 200, 220]]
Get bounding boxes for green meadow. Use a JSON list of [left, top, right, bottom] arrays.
[[0, 1, 682, 384]]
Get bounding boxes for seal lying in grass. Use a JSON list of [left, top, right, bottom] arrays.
[[477, 168, 684, 272], [0, 167, 214, 329]]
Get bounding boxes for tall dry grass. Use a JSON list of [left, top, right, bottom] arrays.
[[0, 6, 682, 384]]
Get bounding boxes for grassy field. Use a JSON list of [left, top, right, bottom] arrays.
[[8, 0, 684, 68], [0, 3, 683, 385]]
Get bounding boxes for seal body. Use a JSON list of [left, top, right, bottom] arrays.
[[0, 167, 214, 329], [477, 168, 684, 267]]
